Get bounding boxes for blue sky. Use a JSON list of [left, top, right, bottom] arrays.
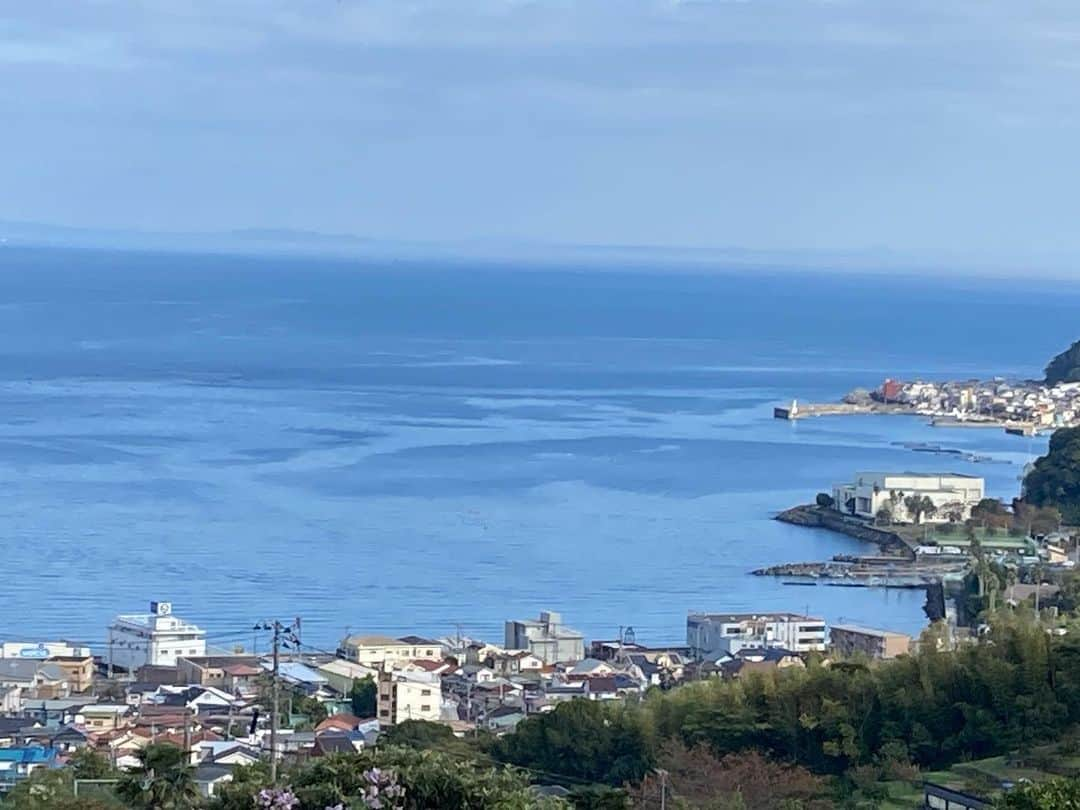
[[2, 1, 1080, 266]]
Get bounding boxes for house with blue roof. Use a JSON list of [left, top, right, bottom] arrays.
[[0, 746, 60, 794]]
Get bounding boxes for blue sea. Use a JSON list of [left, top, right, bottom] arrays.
[[0, 246, 1075, 652]]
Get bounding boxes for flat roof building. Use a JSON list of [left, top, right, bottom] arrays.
[[832, 472, 984, 524], [829, 625, 911, 660], [505, 611, 584, 665], [687, 612, 826, 659]]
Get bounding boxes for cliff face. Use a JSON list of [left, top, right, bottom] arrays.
[[775, 505, 914, 559]]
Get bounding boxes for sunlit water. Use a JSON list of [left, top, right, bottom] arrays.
[[0, 247, 1074, 652]]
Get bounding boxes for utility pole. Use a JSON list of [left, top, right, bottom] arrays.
[[657, 768, 669, 810], [254, 619, 300, 783]]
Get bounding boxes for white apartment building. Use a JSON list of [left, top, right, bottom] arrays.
[[336, 635, 442, 669], [687, 612, 827, 659], [832, 472, 985, 524], [505, 611, 585, 664], [376, 669, 442, 725], [107, 601, 206, 673]]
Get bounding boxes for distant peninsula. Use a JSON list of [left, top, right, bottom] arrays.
[[776, 338, 1080, 435]]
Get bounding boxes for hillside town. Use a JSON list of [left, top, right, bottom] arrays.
[[0, 601, 927, 799], [861, 377, 1080, 430], [776, 377, 1080, 434]]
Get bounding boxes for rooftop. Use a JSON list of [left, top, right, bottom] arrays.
[[341, 634, 411, 647], [688, 612, 824, 623], [830, 625, 911, 640]]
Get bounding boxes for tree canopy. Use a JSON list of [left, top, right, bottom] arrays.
[[1045, 339, 1080, 386], [1023, 427, 1080, 523]]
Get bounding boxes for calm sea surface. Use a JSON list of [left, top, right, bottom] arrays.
[[0, 247, 1076, 651]]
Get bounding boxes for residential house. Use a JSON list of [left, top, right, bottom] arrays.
[[263, 661, 329, 696], [484, 705, 526, 733], [0, 747, 59, 794], [720, 648, 805, 679], [830, 625, 912, 660], [0, 659, 70, 699], [687, 612, 826, 658], [0, 718, 41, 747], [194, 763, 234, 798], [376, 670, 442, 725], [313, 729, 361, 757], [198, 741, 261, 767], [337, 635, 442, 668], [315, 713, 363, 733], [485, 650, 546, 676], [177, 655, 260, 689], [505, 611, 585, 665], [317, 659, 378, 697], [19, 697, 94, 727], [621, 650, 686, 688], [566, 659, 614, 678], [79, 704, 131, 733], [222, 664, 263, 696], [108, 601, 206, 672], [20, 724, 90, 752]]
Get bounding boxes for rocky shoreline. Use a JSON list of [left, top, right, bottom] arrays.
[[774, 504, 915, 559]]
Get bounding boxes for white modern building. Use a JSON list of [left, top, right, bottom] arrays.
[[107, 601, 206, 673], [687, 612, 827, 659], [832, 472, 985, 524], [505, 611, 585, 664]]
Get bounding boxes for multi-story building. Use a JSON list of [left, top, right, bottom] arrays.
[[46, 656, 94, 693], [107, 602, 206, 673], [376, 669, 442, 725], [829, 625, 911, 660], [504, 611, 585, 664], [831, 472, 985, 524], [686, 612, 827, 659], [336, 635, 442, 669]]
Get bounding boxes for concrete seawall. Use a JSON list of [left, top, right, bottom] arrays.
[[775, 504, 916, 560]]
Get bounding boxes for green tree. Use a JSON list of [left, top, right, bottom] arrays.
[[815, 492, 834, 509], [1023, 427, 1080, 524], [116, 743, 200, 810], [292, 692, 328, 726], [70, 747, 122, 780], [496, 700, 655, 785], [904, 494, 936, 525], [996, 777, 1080, 808], [382, 719, 457, 750], [285, 749, 560, 809], [351, 676, 377, 717]]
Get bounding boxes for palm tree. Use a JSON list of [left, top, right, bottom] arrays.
[[117, 743, 200, 810], [904, 494, 936, 525]]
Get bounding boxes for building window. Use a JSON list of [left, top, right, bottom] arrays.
[[421, 689, 431, 696], [421, 705, 431, 712], [379, 710, 389, 718]]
